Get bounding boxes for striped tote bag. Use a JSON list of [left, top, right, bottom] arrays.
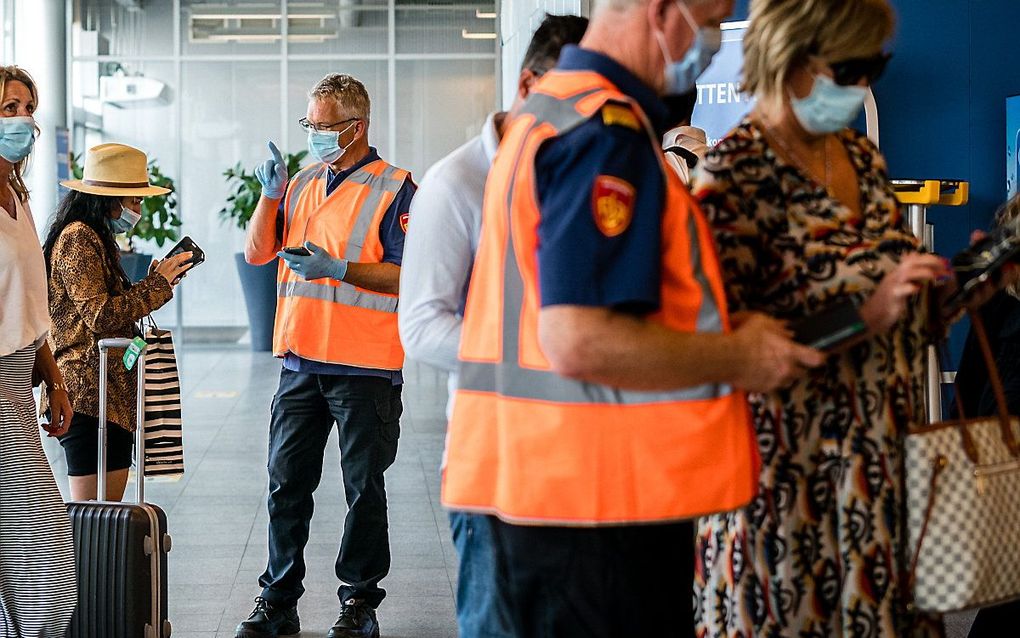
[[142, 327, 184, 478]]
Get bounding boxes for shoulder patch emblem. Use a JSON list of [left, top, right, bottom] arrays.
[[592, 175, 635, 237], [601, 104, 640, 131], [399, 212, 410, 233]]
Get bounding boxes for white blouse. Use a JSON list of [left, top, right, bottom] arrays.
[[0, 190, 50, 356]]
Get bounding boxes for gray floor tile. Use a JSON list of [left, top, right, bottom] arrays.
[[49, 347, 458, 637]]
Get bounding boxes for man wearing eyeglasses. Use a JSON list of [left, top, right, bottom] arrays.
[[239, 73, 415, 638]]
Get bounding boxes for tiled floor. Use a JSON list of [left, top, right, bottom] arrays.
[[44, 346, 458, 638], [41, 345, 980, 638]]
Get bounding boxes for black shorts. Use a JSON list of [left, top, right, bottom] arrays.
[[58, 412, 133, 476]]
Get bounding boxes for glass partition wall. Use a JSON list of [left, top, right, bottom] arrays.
[[68, 0, 498, 341]]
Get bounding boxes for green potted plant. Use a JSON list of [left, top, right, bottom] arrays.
[[220, 149, 307, 351], [70, 154, 181, 281]]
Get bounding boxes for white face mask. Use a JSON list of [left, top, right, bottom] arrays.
[[790, 74, 869, 135], [110, 206, 141, 234], [308, 121, 357, 165], [655, 0, 722, 95]]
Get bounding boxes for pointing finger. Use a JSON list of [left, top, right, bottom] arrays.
[[268, 141, 284, 165]]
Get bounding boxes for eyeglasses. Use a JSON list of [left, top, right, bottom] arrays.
[[298, 117, 359, 133], [828, 52, 892, 87]]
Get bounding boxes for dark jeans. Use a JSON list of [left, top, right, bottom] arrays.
[[449, 512, 513, 637], [489, 517, 695, 638], [259, 369, 401, 608]]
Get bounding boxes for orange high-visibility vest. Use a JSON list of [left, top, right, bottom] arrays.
[[274, 159, 408, 370], [441, 70, 758, 526]]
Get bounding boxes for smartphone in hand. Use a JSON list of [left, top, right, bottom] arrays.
[[790, 301, 867, 352], [282, 246, 311, 256], [945, 218, 1020, 312], [164, 236, 205, 283], [165, 235, 205, 267]]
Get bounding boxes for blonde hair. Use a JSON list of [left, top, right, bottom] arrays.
[[308, 74, 371, 123], [0, 66, 38, 203], [742, 0, 894, 106], [994, 194, 1020, 299]]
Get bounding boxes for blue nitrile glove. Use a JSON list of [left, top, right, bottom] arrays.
[[278, 241, 349, 281], [255, 141, 289, 200]]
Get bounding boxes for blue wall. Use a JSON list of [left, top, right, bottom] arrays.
[[878, 1, 1020, 247], [879, 1, 1020, 360]]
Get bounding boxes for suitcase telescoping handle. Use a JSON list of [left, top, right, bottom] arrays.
[[97, 338, 147, 503]]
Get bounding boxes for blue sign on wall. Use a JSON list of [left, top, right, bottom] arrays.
[[690, 23, 753, 145], [1009, 95, 1020, 199]]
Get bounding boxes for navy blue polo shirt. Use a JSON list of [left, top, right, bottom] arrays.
[[279, 147, 415, 384], [534, 46, 670, 315]]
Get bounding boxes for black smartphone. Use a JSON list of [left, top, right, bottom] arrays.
[[282, 246, 311, 256], [790, 301, 867, 352], [165, 235, 205, 270]]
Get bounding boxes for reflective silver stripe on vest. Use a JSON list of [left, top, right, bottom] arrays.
[[286, 166, 326, 228], [278, 280, 398, 313], [688, 213, 724, 334], [342, 163, 407, 262], [459, 361, 726, 404], [517, 87, 604, 136], [456, 84, 731, 406]]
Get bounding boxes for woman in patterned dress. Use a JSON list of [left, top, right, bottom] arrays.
[[693, 1, 957, 636], [0, 65, 78, 638]]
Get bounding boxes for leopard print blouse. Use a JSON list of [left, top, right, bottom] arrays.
[[44, 221, 173, 431]]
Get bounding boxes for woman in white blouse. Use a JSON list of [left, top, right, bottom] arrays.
[[0, 65, 77, 637]]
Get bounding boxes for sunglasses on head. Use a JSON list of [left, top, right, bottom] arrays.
[[828, 52, 892, 87]]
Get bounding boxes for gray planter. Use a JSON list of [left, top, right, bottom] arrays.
[[234, 253, 278, 352], [119, 251, 153, 283]]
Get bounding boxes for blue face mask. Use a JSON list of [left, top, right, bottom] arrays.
[[0, 115, 36, 163], [791, 74, 869, 135], [110, 206, 141, 234], [307, 121, 356, 165], [656, 1, 722, 95]]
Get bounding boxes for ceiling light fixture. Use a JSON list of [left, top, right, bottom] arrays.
[[475, 10, 497, 18], [461, 29, 496, 40]]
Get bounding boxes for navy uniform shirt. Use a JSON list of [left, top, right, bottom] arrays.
[[534, 46, 671, 316], [278, 147, 416, 384]]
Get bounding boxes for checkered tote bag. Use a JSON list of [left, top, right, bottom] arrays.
[[141, 326, 185, 478], [905, 312, 1020, 612]]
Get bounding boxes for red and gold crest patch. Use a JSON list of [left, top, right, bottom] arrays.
[[399, 212, 410, 233], [591, 175, 635, 237]]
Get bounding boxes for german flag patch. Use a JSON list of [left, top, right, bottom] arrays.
[[592, 175, 635, 237]]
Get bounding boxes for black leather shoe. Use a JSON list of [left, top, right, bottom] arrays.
[[235, 596, 301, 638], [327, 599, 380, 638]]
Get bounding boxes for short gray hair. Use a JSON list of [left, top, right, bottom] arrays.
[[308, 73, 371, 122]]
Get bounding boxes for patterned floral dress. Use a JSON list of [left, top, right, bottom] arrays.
[[691, 118, 942, 638]]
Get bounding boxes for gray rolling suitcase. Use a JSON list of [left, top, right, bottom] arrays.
[[66, 338, 173, 638]]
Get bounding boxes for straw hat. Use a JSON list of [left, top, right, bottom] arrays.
[[61, 143, 171, 196]]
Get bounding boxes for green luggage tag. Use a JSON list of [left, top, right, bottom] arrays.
[[123, 336, 148, 371]]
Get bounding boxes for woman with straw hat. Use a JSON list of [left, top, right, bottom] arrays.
[[0, 64, 77, 638], [42, 143, 192, 502]]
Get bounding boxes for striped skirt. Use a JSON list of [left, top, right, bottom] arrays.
[[0, 343, 77, 637]]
